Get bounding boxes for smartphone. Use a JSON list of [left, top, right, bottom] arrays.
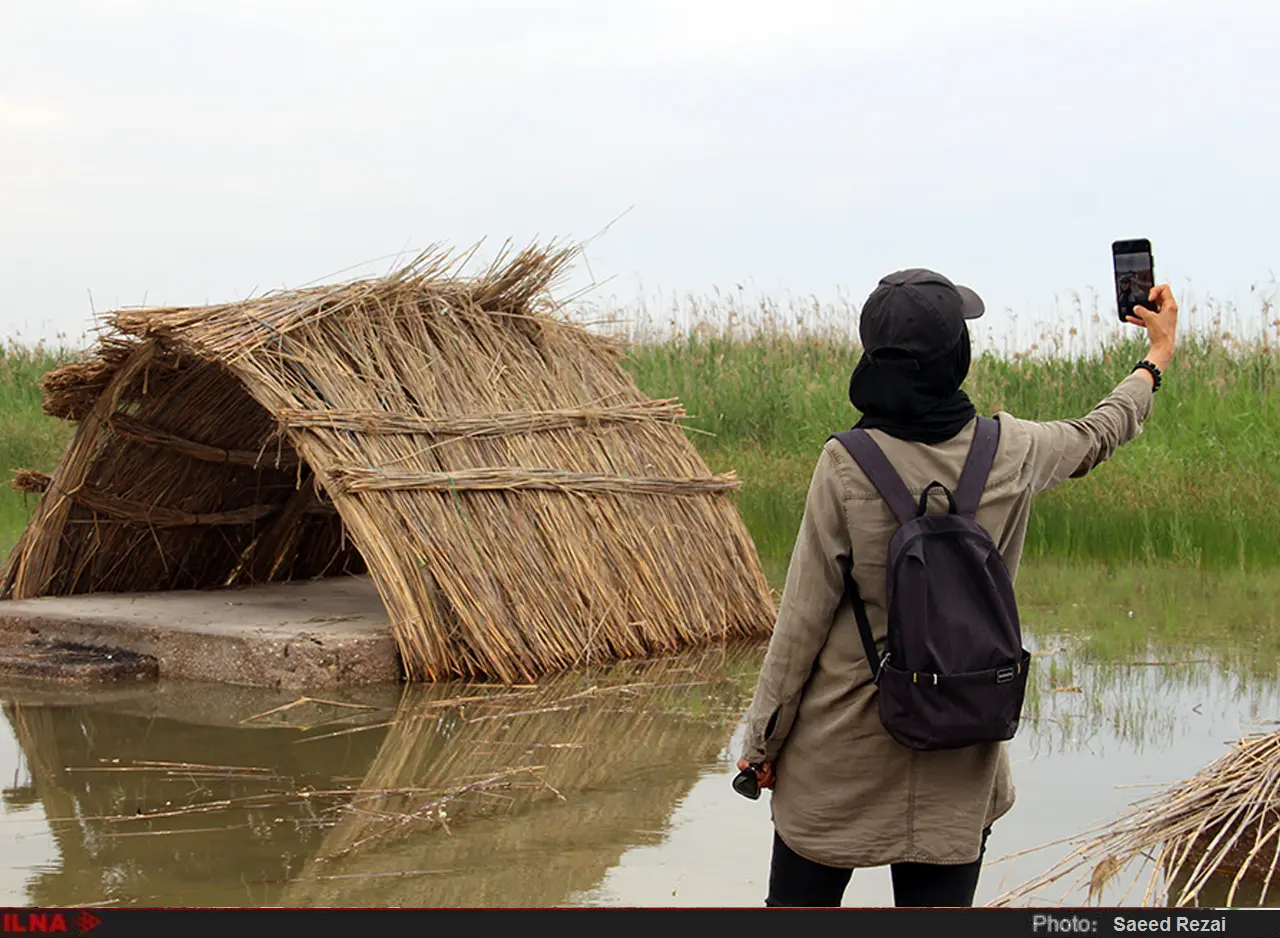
[[1112, 239, 1155, 323]]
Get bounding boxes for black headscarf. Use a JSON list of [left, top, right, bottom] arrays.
[[847, 329, 977, 444]]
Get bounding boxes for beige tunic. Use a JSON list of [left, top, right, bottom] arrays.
[[740, 372, 1155, 869]]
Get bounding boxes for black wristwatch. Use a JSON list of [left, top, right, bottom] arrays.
[[1133, 359, 1162, 392]]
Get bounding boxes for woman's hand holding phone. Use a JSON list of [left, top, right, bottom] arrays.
[[1126, 284, 1178, 375]]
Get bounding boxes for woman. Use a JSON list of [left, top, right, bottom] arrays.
[[737, 268, 1179, 908]]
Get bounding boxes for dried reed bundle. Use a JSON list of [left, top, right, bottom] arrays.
[[989, 728, 1280, 908], [1, 241, 775, 682], [276, 399, 690, 438], [38, 337, 177, 421], [109, 243, 584, 363], [12, 469, 278, 527], [11, 469, 50, 495], [326, 466, 740, 497], [108, 413, 297, 469]]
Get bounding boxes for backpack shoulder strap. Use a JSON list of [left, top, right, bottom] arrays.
[[953, 416, 1001, 518], [829, 430, 917, 526], [842, 557, 885, 684]]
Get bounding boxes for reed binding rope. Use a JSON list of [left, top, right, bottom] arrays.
[[12, 470, 279, 528], [278, 400, 689, 437], [109, 413, 297, 469], [325, 466, 741, 497]]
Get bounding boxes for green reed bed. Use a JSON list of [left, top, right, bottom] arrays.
[[0, 342, 72, 556], [2, 295, 1279, 582], [1017, 558, 1280, 667], [620, 318, 1280, 574]]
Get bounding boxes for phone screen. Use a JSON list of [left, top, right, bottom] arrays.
[[1113, 245, 1154, 321]]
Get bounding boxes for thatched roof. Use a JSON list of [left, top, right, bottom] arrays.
[[1, 243, 775, 682]]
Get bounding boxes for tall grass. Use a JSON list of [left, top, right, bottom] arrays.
[[615, 293, 1280, 573], [2, 288, 1279, 577], [0, 342, 73, 556]]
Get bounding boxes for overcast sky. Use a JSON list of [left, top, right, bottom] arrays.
[[3, 0, 1277, 348]]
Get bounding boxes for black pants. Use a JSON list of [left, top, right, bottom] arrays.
[[765, 827, 991, 908]]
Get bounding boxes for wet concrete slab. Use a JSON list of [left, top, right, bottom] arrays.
[[0, 576, 402, 689], [0, 640, 159, 683]]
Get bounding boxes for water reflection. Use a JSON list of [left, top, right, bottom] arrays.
[[0, 644, 760, 908], [280, 647, 758, 907], [1019, 636, 1280, 758], [1, 634, 1279, 907], [1170, 869, 1278, 908], [988, 635, 1280, 908], [2, 686, 396, 906]]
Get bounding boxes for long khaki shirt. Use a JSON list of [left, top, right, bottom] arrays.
[[740, 372, 1155, 868]]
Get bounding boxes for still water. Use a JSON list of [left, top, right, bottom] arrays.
[[0, 635, 1277, 908]]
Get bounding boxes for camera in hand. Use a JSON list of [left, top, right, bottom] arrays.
[[733, 763, 762, 800]]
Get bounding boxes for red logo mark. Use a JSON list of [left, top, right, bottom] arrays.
[[2, 913, 67, 934], [75, 915, 99, 936]]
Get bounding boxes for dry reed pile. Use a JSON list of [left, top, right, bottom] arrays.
[[990, 727, 1280, 907], [0, 243, 776, 682]]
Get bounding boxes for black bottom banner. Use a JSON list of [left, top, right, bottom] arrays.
[[0, 907, 1271, 935]]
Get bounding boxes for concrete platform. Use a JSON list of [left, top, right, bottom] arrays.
[[0, 576, 402, 690], [0, 640, 159, 683]]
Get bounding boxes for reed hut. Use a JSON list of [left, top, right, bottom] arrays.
[[1, 244, 775, 683], [990, 727, 1280, 907]]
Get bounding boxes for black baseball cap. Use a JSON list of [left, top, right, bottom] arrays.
[[859, 268, 985, 361]]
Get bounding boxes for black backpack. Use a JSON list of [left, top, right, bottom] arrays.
[[830, 417, 1031, 751]]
